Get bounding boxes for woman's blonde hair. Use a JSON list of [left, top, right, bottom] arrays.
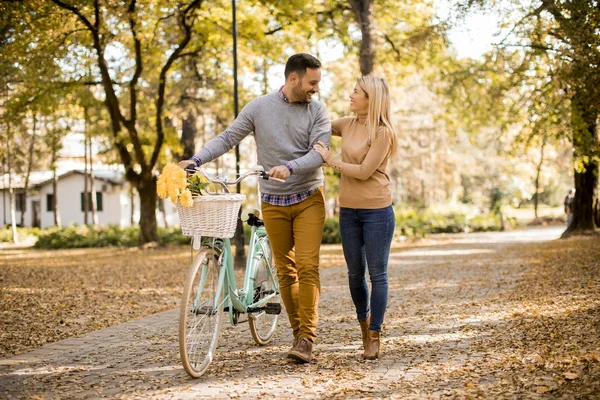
[[356, 75, 397, 157]]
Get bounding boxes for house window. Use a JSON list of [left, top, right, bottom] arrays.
[[157, 197, 164, 212], [46, 194, 55, 212], [16, 193, 26, 212], [80, 192, 104, 212]]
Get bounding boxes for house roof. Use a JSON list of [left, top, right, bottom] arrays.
[[0, 169, 126, 191]]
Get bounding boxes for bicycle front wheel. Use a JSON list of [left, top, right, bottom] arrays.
[[179, 247, 224, 378], [249, 237, 280, 345]]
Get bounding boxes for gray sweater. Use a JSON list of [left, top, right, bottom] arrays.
[[195, 92, 331, 195]]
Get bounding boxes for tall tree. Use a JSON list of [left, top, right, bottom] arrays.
[[45, 116, 64, 227], [540, 0, 599, 235], [6, 123, 18, 243], [40, 0, 209, 244], [451, 0, 600, 235], [20, 111, 38, 227], [348, 0, 376, 75]]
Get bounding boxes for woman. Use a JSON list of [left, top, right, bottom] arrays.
[[314, 76, 396, 360]]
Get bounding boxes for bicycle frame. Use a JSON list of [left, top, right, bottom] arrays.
[[179, 165, 283, 378], [201, 221, 278, 325]]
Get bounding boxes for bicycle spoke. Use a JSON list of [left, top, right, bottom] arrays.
[[179, 248, 224, 378], [249, 237, 280, 345]]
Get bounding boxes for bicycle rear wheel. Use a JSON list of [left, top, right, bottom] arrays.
[[249, 237, 280, 345], [179, 248, 224, 378]]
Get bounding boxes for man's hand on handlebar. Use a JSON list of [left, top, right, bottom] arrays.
[[268, 165, 291, 181], [178, 160, 196, 171]]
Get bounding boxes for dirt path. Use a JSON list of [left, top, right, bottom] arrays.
[[1, 227, 598, 399]]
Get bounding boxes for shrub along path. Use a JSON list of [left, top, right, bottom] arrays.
[[1, 227, 599, 398]]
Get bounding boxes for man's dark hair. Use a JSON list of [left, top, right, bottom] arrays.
[[284, 53, 321, 79]]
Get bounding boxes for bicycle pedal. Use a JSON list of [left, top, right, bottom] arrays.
[[265, 303, 281, 315], [194, 306, 218, 316]]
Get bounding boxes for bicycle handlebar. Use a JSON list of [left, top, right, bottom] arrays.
[[184, 165, 285, 193]]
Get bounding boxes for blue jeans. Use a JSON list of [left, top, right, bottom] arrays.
[[339, 206, 395, 332]]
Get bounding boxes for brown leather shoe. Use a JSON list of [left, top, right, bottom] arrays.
[[289, 337, 299, 352], [363, 329, 380, 360], [287, 337, 312, 363], [359, 316, 370, 349]]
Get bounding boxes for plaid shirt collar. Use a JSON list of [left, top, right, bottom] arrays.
[[278, 86, 309, 104], [278, 86, 290, 103]]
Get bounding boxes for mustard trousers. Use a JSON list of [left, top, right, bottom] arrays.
[[261, 189, 325, 342]]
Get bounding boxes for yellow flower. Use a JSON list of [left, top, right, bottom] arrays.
[[157, 163, 207, 205], [179, 189, 194, 207], [157, 163, 188, 203], [157, 179, 168, 199], [170, 189, 179, 205]]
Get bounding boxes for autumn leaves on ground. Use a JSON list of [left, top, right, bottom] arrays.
[[1, 230, 599, 398], [0, 244, 346, 357]]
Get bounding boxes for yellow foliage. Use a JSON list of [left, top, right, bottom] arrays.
[[157, 163, 192, 207], [156, 164, 210, 207]]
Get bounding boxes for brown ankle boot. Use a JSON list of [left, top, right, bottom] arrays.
[[359, 317, 370, 349], [363, 330, 380, 360], [287, 337, 312, 363], [289, 337, 299, 353]]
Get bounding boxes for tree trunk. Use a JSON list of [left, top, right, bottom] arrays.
[[562, 92, 599, 237], [533, 136, 546, 220], [180, 113, 197, 160], [594, 196, 600, 228], [136, 176, 159, 245], [130, 187, 136, 226], [83, 115, 89, 225], [88, 135, 99, 225], [51, 145, 61, 227], [348, 0, 376, 75], [161, 198, 169, 229], [21, 112, 37, 227], [7, 129, 18, 243]]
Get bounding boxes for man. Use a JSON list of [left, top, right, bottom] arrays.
[[178, 53, 330, 363], [564, 188, 575, 227]]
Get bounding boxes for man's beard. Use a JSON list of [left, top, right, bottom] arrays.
[[292, 83, 314, 103]]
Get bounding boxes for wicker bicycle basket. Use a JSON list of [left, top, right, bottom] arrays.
[[176, 194, 246, 238]]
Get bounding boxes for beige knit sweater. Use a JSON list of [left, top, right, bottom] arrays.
[[326, 117, 393, 209]]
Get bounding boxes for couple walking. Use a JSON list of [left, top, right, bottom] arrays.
[[179, 53, 396, 363]]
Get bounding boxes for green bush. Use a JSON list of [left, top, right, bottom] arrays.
[[467, 214, 500, 232], [322, 217, 341, 244], [394, 205, 510, 238], [316, 207, 507, 244], [34, 225, 189, 249], [395, 207, 427, 238], [0, 226, 41, 242], [20, 205, 517, 250], [158, 227, 190, 245]]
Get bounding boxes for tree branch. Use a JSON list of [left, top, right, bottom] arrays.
[[50, 0, 94, 31], [492, 42, 560, 52], [122, 0, 147, 169], [152, 0, 204, 169], [94, 0, 100, 32], [176, 43, 206, 59], [382, 33, 401, 61], [36, 28, 88, 57], [264, 25, 284, 35], [540, 0, 567, 26], [51, 0, 134, 177]]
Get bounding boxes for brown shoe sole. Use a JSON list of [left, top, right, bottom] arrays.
[[287, 349, 311, 363]]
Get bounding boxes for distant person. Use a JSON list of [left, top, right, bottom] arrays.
[[179, 53, 331, 363], [313, 75, 396, 359], [564, 188, 575, 227]]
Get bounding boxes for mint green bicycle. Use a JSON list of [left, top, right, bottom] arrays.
[[177, 166, 283, 378]]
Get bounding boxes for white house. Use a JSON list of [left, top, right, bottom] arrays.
[[0, 168, 180, 229]]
